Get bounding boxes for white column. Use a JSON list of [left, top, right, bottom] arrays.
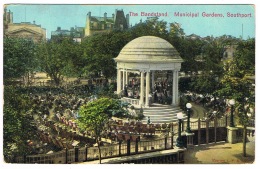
[[172, 70, 176, 105], [126, 71, 129, 86], [117, 69, 121, 94], [122, 69, 125, 90], [145, 71, 150, 107], [140, 71, 144, 106], [151, 71, 155, 92], [175, 71, 179, 106]]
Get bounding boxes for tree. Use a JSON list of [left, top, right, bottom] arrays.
[[3, 37, 37, 85], [218, 38, 255, 157], [36, 38, 77, 86], [77, 97, 126, 163], [130, 17, 168, 39], [179, 77, 192, 93], [69, 41, 88, 77], [80, 29, 135, 79], [191, 73, 218, 106], [200, 40, 225, 75], [169, 22, 185, 38], [190, 40, 225, 107], [170, 37, 204, 74], [3, 86, 37, 162]]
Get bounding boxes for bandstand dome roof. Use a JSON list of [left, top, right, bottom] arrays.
[[114, 36, 183, 63]]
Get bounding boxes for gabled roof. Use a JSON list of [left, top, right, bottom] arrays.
[[6, 27, 43, 36]]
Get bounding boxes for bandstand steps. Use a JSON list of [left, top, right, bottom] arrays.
[[141, 105, 186, 123], [143, 107, 180, 111], [142, 116, 188, 123], [142, 109, 181, 115]]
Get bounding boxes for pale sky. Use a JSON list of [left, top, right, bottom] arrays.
[[4, 4, 255, 39]]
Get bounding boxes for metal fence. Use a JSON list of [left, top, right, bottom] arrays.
[[25, 149, 67, 164], [138, 137, 165, 152], [15, 135, 175, 164], [15, 115, 255, 164], [87, 143, 120, 160]]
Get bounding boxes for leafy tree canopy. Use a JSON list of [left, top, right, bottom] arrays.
[[4, 37, 37, 82], [76, 97, 128, 163], [4, 86, 37, 161], [77, 97, 127, 132], [36, 38, 78, 85], [218, 39, 255, 102]]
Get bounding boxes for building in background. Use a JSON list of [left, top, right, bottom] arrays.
[[222, 44, 238, 61], [3, 8, 13, 33], [85, 9, 129, 37], [51, 26, 85, 43], [3, 8, 46, 43]]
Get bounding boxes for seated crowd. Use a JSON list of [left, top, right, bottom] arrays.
[[123, 80, 173, 105], [22, 84, 175, 154]]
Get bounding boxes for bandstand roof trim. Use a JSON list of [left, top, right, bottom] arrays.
[[115, 36, 183, 63]]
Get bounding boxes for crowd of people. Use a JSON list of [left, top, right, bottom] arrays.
[[9, 84, 104, 154], [20, 81, 143, 155], [123, 78, 173, 105], [16, 77, 229, 156], [181, 91, 228, 119]]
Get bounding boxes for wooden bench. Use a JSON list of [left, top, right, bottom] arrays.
[[117, 133, 124, 141], [131, 135, 140, 142], [124, 134, 131, 141], [149, 127, 156, 135]]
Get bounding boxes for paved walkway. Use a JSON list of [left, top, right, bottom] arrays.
[[190, 103, 207, 119], [184, 137, 255, 164], [185, 103, 255, 164]]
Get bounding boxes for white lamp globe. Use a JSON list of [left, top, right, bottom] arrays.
[[229, 99, 235, 105], [186, 103, 192, 109], [177, 112, 183, 119]]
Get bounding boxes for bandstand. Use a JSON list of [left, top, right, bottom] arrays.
[[114, 36, 185, 123]]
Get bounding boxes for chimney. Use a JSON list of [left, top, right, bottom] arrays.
[[87, 11, 91, 18], [112, 13, 115, 20], [33, 20, 35, 24], [126, 14, 129, 28], [114, 9, 118, 20], [6, 9, 12, 24], [10, 11, 13, 24], [104, 12, 107, 22], [57, 27, 61, 31]]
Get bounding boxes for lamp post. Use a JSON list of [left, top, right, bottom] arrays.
[[212, 110, 217, 118], [247, 112, 252, 118], [229, 99, 235, 127], [249, 107, 254, 117], [247, 107, 253, 126], [176, 112, 184, 148], [186, 103, 192, 133]]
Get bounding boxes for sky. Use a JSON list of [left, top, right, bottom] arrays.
[[4, 4, 255, 39]]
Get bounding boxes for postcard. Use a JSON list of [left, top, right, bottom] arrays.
[[2, 3, 255, 165]]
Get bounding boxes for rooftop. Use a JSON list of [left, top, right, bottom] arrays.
[[115, 36, 183, 63]]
